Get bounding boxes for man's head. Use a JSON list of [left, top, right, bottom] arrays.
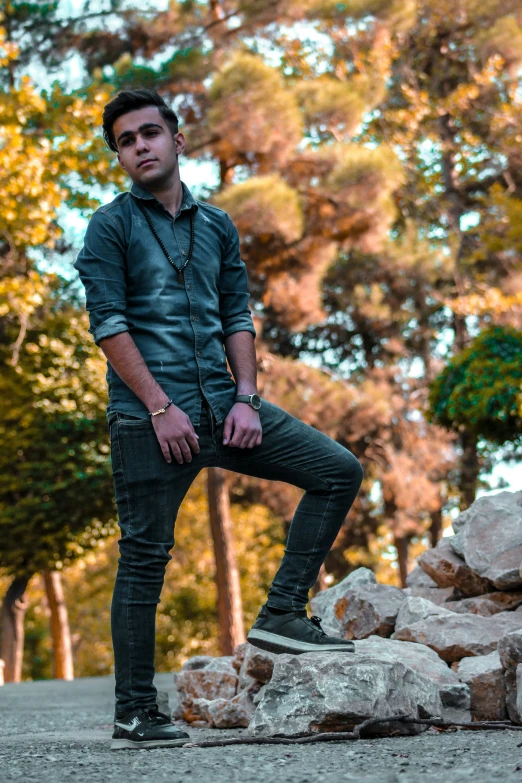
[[102, 89, 185, 187]]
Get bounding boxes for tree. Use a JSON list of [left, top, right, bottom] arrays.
[[357, 0, 522, 506], [0, 6, 124, 678], [0, 290, 118, 679], [207, 468, 245, 654], [428, 325, 522, 504]]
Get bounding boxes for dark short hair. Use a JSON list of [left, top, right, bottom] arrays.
[[102, 88, 180, 152]]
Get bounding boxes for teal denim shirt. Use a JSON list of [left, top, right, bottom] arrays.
[[73, 181, 257, 426]]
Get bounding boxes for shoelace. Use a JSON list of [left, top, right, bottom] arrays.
[[306, 615, 327, 637], [143, 706, 171, 725]]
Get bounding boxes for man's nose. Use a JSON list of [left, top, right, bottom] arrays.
[[135, 135, 150, 153]]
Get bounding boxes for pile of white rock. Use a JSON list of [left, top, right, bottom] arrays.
[[171, 490, 522, 738]]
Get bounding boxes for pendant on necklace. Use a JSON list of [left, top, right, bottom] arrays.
[[178, 269, 185, 286]]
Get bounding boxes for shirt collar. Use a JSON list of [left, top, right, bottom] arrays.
[[130, 180, 198, 214]]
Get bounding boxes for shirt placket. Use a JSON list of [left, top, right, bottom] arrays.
[[172, 208, 208, 421]]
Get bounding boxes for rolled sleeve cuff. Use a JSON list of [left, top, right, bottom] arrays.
[[90, 315, 129, 347], [222, 317, 257, 340]]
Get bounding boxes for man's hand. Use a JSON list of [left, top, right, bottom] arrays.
[[152, 404, 200, 464], [223, 403, 262, 449]]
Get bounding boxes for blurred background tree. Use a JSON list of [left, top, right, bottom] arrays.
[[0, 278, 117, 681]]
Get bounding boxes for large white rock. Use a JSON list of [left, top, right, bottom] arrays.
[[247, 649, 443, 738], [406, 566, 438, 588], [497, 628, 522, 723], [403, 585, 457, 606], [418, 537, 493, 597], [354, 635, 470, 722], [205, 689, 257, 728], [334, 583, 406, 639], [174, 657, 238, 724], [392, 609, 522, 662], [310, 567, 377, 634], [446, 591, 522, 617], [457, 651, 507, 721], [394, 596, 455, 633], [238, 644, 276, 690], [515, 664, 522, 724], [498, 628, 522, 672], [449, 491, 522, 590], [404, 585, 457, 605]]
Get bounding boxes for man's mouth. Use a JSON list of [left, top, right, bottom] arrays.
[[138, 159, 157, 168]]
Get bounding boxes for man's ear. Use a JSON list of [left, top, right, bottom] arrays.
[[175, 132, 186, 156], [117, 152, 126, 171]]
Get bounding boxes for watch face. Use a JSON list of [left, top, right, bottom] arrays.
[[251, 394, 261, 410]]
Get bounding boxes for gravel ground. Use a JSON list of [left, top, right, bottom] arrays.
[[1, 675, 522, 782]]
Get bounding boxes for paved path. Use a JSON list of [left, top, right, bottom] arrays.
[[1, 675, 522, 782]]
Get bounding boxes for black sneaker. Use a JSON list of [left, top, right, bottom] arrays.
[[111, 705, 190, 750], [246, 605, 355, 654]]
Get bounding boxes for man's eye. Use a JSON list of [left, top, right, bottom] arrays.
[[122, 138, 133, 146], [146, 130, 158, 136]]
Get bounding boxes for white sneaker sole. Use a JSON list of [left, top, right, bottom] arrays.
[[111, 737, 189, 750], [247, 628, 355, 654]]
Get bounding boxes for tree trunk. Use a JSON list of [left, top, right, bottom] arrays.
[[42, 570, 74, 680], [394, 535, 410, 588], [0, 574, 30, 682], [207, 467, 246, 654], [459, 431, 480, 510], [429, 507, 443, 548]]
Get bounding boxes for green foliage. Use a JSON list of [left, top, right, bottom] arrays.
[[428, 326, 522, 446], [100, 48, 209, 92], [0, 278, 116, 577]]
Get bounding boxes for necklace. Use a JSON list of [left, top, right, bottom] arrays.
[[131, 195, 195, 286]]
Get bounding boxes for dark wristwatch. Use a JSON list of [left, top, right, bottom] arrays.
[[235, 394, 262, 411]]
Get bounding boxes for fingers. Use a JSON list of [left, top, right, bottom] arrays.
[[163, 430, 201, 465], [222, 416, 233, 445], [187, 431, 200, 454], [238, 430, 252, 449], [160, 441, 174, 464], [245, 430, 262, 448], [169, 442, 183, 465], [179, 439, 194, 463], [248, 431, 262, 448], [154, 409, 201, 464], [227, 427, 262, 449]]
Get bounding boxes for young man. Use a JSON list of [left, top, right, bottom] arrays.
[[74, 88, 363, 750]]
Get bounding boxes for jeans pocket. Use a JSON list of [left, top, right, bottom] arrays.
[[117, 413, 151, 426]]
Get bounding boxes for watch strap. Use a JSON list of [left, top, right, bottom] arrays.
[[235, 394, 261, 409]]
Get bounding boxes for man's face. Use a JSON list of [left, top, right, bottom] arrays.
[[113, 105, 185, 187]]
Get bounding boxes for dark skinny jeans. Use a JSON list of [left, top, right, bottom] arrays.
[[107, 397, 363, 718]]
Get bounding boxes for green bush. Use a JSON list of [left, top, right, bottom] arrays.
[[428, 326, 522, 446]]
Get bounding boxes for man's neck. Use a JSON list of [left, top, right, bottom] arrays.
[[141, 175, 183, 218]]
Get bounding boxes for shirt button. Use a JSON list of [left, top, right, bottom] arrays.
[[191, 315, 196, 321], [187, 284, 191, 290], [197, 351, 201, 357]]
